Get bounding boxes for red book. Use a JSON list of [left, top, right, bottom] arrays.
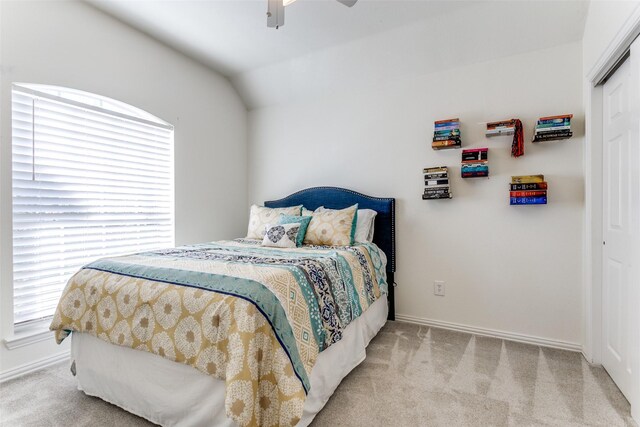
[[539, 114, 573, 121], [435, 118, 460, 124], [510, 190, 547, 197]]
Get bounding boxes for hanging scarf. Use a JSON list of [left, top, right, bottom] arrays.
[[511, 119, 524, 157]]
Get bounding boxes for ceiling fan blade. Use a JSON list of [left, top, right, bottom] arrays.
[[336, 0, 357, 7]]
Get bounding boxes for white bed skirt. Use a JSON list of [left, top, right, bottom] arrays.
[[71, 296, 388, 427]]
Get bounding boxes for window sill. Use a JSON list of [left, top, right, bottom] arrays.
[[4, 320, 54, 350]]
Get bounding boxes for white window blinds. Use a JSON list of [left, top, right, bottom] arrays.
[[12, 84, 174, 326]]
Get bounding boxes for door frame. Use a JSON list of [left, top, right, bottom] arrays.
[[584, 9, 640, 421]]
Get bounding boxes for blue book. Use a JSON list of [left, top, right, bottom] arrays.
[[434, 121, 459, 128], [461, 164, 488, 172], [434, 124, 460, 131], [510, 196, 547, 205], [538, 118, 571, 125], [434, 129, 460, 136]]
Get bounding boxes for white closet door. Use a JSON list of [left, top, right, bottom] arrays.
[[602, 54, 638, 402]]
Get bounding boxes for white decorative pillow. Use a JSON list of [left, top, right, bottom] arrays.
[[261, 223, 300, 248], [302, 207, 316, 216], [354, 209, 377, 243], [246, 205, 302, 239]]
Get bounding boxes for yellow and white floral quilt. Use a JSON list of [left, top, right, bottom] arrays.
[[50, 239, 387, 427]]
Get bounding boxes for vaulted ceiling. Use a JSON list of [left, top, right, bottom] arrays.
[[89, 0, 590, 108]]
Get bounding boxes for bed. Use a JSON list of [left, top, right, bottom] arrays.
[[50, 187, 396, 427]]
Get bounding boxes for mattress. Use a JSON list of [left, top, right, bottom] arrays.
[[71, 295, 388, 427]]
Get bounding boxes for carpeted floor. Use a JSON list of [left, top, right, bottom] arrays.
[[0, 321, 636, 426]]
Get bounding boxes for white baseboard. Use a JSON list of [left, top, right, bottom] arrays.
[[394, 313, 583, 353], [0, 350, 70, 383]]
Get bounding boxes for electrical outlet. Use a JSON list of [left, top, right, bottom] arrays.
[[434, 281, 445, 296]]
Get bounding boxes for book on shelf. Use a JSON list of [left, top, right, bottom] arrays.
[[461, 148, 488, 162], [486, 120, 515, 136], [433, 135, 461, 142], [432, 141, 461, 149], [535, 125, 571, 133], [433, 119, 462, 150], [462, 172, 489, 178], [486, 128, 515, 136], [422, 192, 452, 200], [434, 129, 461, 137], [511, 174, 544, 184], [423, 166, 448, 174], [424, 184, 450, 190], [510, 182, 548, 190], [510, 190, 547, 197], [538, 118, 571, 125], [425, 179, 449, 186], [533, 114, 572, 142], [434, 118, 460, 125], [536, 121, 571, 129], [487, 120, 516, 128], [539, 114, 573, 121], [424, 188, 450, 195], [510, 196, 547, 205], [424, 172, 448, 179], [423, 165, 452, 199], [533, 131, 573, 142]]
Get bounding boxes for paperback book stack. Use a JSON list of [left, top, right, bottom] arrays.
[[461, 148, 488, 178], [532, 114, 573, 142], [423, 166, 452, 199], [510, 175, 548, 205], [432, 118, 461, 150], [486, 119, 515, 137]]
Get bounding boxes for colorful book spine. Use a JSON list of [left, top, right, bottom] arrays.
[[425, 179, 449, 186], [538, 118, 571, 125], [434, 129, 461, 137], [432, 119, 462, 150], [536, 121, 571, 129], [536, 125, 571, 133], [462, 149, 488, 162], [424, 172, 448, 179], [510, 196, 547, 205], [462, 172, 489, 178], [510, 190, 547, 197], [432, 140, 461, 149], [434, 118, 459, 124], [424, 187, 449, 196], [434, 124, 460, 131], [422, 193, 452, 200], [511, 175, 545, 184], [510, 182, 548, 190], [423, 166, 452, 199], [539, 114, 573, 121], [423, 166, 448, 174], [433, 135, 461, 142]]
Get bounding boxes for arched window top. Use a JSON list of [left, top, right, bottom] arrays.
[[13, 83, 172, 129]]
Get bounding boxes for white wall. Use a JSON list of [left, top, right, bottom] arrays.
[[583, 0, 640, 76], [0, 1, 247, 376], [247, 42, 584, 346]]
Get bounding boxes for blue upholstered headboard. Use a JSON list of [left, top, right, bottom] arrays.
[[264, 187, 396, 320]]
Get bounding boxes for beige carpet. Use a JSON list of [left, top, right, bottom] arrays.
[[0, 321, 635, 426]]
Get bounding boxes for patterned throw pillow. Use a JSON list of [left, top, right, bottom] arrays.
[[278, 214, 312, 247], [261, 223, 301, 248], [304, 204, 358, 246], [246, 205, 302, 239]]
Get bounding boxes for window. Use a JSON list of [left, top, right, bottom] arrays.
[[12, 84, 174, 326]]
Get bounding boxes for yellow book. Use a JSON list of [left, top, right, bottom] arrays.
[[511, 175, 545, 184]]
